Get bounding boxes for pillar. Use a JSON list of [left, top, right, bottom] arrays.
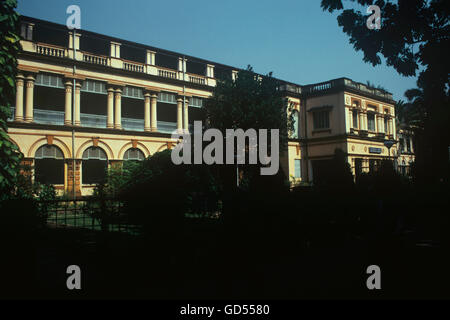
[[15, 74, 25, 121], [114, 88, 122, 129], [25, 75, 35, 122], [64, 81, 72, 125], [347, 108, 352, 132], [107, 87, 114, 128], [144, 92, 151, 132], [150, 93, 158, 132], [177, 97, 183, 132], [378, 116, 384, 134], [74, 81, 81, 126], [183, 97, 189, 132]]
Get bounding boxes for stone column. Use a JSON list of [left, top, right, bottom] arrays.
[[347, 108, 352, 132], [144, 92, 151, 132], [107, 87, 114, 128], [150, 93, 158, 132], [378, 116, 384, 133], [64, 81, 72, 125], [362, 112, 368, 131], [15, 74, 25, 121], [74, 81, 81, 126], [183, 97, 189, 132], [25, 75, 35, 122], [177, 97, 183, 132], [359, 111, 364, 130], [114, 88, 122, 129]]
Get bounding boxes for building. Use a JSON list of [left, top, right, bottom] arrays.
[[8, 16, 402, 196], [396, 124, 416, 176]]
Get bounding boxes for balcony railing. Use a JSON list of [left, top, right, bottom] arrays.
[[81, 113, 107, 128], [158, 68, 177, 79], [83, 53, 109, 66], [188, 75, 206, 85], [23, 108, 179, 134], [34, 109, 65, 125], [36, 43, 66, 58], [303, 78, 394, 101], [123, 61, 144, 73], [279, 84, 302, 94]]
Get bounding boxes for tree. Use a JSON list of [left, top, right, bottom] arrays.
[[321, 0, 449, 182], [366, 80, 387, 91], [203, 65, 294, 190], [0, 0, 22, 196]]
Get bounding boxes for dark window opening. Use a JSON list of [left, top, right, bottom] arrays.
[[155, 53, 178, 70], [369, 159, 380, 173], [34, 145, 64, 185], [121, 45, 146, 63], [157, 102, 177, 122], [189, 108, 204, 125], [34, 86, 65, 112], [34, 24, 67, 47], [122, 97, 144, 119], [313, 110, 330, 129], [187, 61, 206, 76], [80, 34, 109, 56], [82, 147, 108, 185], [80, 92, 107, 115], [368, 113, 376, 131], [352, 110, 358, 128]]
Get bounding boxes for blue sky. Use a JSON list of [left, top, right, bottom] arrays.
[[17, 0, 418, 101]]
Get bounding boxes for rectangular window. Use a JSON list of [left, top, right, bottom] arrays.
[[368, 113, 376, 131], [313, 110, 330, 130], [158, 92, 176, 104], [384, 118, 389, 133], [35, 73, 64, 88], [189, 97, 204, 108], [352, 110, 358, 128], [123, 86, 144, 99], [294, 159, 301, 179], [81, 80, 107, 94]]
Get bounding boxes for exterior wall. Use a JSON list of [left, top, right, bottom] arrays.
[[8, 126, 176, 196], [10, 16, 406, 192], [305, 92, 345, 138]]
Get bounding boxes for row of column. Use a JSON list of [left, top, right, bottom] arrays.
[[15, 73, 35, 122], [15, 74, 191, 132], [348, 108, 393, 135]]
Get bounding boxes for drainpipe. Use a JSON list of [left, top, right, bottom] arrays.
[[72, 29, 76, 200], [302, 96, 310, 183]]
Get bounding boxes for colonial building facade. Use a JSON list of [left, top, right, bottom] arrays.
[[8, 16, 404, 196]]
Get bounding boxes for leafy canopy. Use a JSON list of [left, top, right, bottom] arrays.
[[0, 0, 22, 193]]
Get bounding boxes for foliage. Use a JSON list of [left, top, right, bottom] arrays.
[[366, 80, 386, 91], [93, 160, 142, 198], [203, 65, 294, 149], [321, 0, 449, 79], [321, 0, 449, 182], [0, 0, 22, 194], [202, 65, 294, 191], [95, 150, 222, 231]]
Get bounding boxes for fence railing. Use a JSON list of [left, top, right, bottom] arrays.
[[43, 198, 142, 235]]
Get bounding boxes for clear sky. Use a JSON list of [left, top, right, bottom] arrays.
[[17, 0, 418, 101]]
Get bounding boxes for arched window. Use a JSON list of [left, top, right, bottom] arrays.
[[292, 110, 299, 138], [82, 146, 108, 184], [123, 148, 145, 161], [35, 144, 64, 184]]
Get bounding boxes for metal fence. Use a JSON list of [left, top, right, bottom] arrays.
[[42, 198, 142, 235]]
